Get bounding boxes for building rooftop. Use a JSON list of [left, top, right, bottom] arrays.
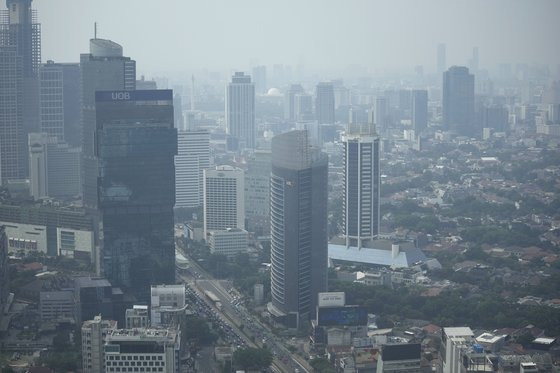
[[106, 328, 178, 342], [444, 327, 474, 337], [328, 240, 426, 268], [381, 343, 421, 361], [75, 276, 111, 289]]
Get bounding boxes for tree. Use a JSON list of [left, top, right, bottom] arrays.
[[233, 347, 273, 371], [310, 358, 336, 373]]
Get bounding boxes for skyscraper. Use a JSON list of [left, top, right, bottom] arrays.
[[342, 121, 380, 248], [437, 43, 446, 75], [315, 82, 335, 124], [268, 130, 328, 328], [374, 97, 388, 132], [412, 90, 428, 133], [28, 133, 81, 200], [39, 61, 81, 147], [0, 0, 41, 181], [95, 90, 177, 295], [284, 83, 305, 121], [0, 226, 8, 326], [203, 165, 245, 238], [252, 65, 267, 94], [226, 72, 255, 150], [443, 66, 475, 136], [175, 130, 211, 208], [294, 93, 313, 121], [245, 150, 271, 236], [81, 38, 136, 208]]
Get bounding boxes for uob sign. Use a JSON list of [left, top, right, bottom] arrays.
[[111, 92, 130, 100]]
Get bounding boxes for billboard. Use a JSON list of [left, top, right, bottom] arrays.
[[317, 306, 368, 327], [95, 89, 173, 102], [318, 292, 346, 307]]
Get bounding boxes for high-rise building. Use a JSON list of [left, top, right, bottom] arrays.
[[437, 43, 446, 75], [315, 82, 335, 124], [81, 315, 118, 373], [208, 228, 249, 258], [39, 61, 81, 146], [173, 93, 184, 130], [28, 133, 81, 200], [442, 327, 474, 373], [0, 0, 41, 182], [284, 84, 305, 121], [226, 72, 255, 150], [81, 38, 136, 208], [0, 226, 8, 325], [443, 66, 475, 136], [294, 93, 313, 121], [412, 90, 428, 133], [150, 284, 186, 327], [374, 97, 388, 132], [203, 165, 245, 238], [175, 130, 211, 208], [95, 90, 177, 294], [342, 121, 380, 248], [468, 46, 479, 73], [268, 130, 328, 328], [104, 328, 181, 373], [482, 105, 508, 132], [252, 65, 267, 94], [245, 150, 271, 236]]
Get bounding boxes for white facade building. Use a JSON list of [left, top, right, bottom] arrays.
[[203, 165, 245, 238], [342, 122, 380, 248], [442, 327, 475, 373], [208, 228, 248, 257], [175, 130, 211, 208], [226, 72, 255, 150]]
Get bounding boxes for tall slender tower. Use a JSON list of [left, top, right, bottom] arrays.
[[81, 38, 136, 207], [412, 90, 428, 133], [0, 0, 41, 181], [342, 118, 380, 248], [268, 130, 328, 328], [226, 72, 255, 150], [175, 130, 211, 208]]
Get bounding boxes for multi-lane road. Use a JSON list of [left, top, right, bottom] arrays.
[[175, 246, 311, 373]]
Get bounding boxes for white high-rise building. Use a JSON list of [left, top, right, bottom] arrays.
[[175, 130, 211, 208], [226, 72, 255, 150], [442, 327, 474, 373], [203, 165, 245, 238], [342, 121, 380, 248], [82, 316, 117, 373]]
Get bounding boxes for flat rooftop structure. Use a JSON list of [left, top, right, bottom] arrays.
[[328, 239, 426, 268], [75, 276, 111, 288], [106, 328, 178, 342], [444, 327, 474, 337]]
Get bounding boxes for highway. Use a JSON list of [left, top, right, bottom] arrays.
[[175, 245, 311, 373]]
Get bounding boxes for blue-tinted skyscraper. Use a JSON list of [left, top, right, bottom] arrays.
[[443, 66, 475, 136], [95, 90, 177, 296]]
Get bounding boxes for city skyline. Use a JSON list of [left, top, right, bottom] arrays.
[[35, 0, 560, 74]]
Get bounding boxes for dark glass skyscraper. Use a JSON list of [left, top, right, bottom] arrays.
[[95, 90, 177, 296], [443, 66, 475, 136], [0, 0, 40, 181], [81, 38, 136, 208], [268, 130, 328, 328]]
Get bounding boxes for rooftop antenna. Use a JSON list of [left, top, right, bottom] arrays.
[[94, 22, 97, 39]]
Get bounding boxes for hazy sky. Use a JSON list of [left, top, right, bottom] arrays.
[[35, 0, 560, 74]]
